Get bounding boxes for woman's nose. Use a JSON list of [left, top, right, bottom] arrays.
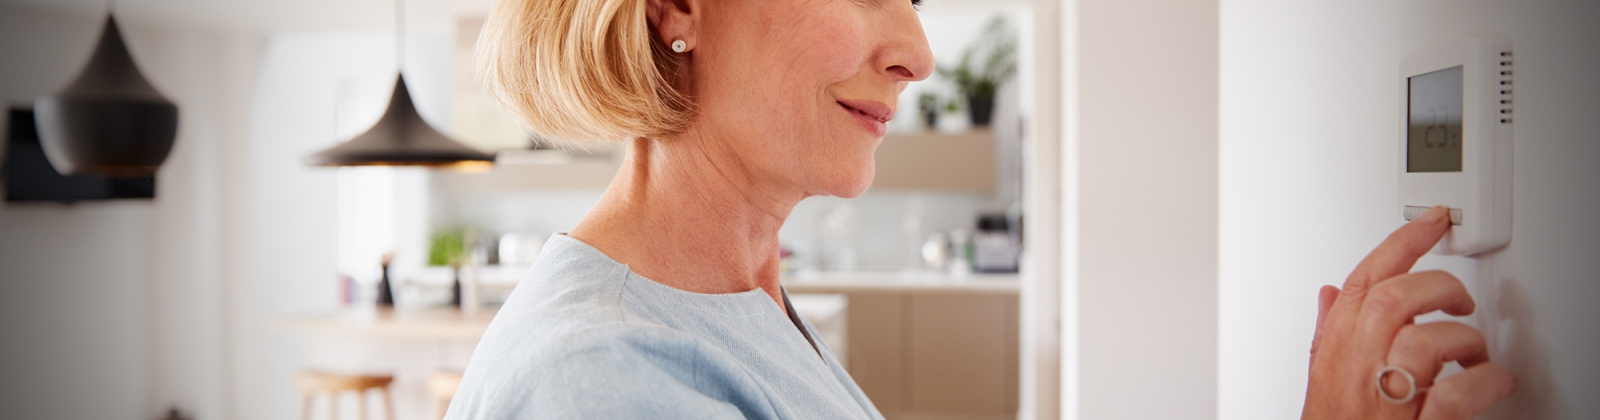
[[879, 11, 935, 82]]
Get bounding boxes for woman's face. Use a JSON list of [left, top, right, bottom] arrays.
[[686, 0, 933, 199]]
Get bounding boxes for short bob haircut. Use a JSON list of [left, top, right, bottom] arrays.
[[476, 0, 690, 144]]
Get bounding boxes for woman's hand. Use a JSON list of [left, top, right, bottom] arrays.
[[1302, 206, 1517, 419]]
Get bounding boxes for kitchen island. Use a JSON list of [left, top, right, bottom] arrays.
[[274, 271, 1019, 420]]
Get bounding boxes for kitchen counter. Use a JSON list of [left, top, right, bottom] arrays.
[[272, 295, 854, 341], [780, 271, 1020, 295], [271, 307, 497, 340], [273, 278, 1014, 419], [407, 266, 1023, 296]]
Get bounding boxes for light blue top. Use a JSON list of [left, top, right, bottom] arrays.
[[445, 235, 883, 419]]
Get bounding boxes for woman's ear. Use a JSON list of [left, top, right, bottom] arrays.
[[645, 0, 697, 51]]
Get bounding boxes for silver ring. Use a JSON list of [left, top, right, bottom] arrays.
[[1375, 365, 1428, 404]]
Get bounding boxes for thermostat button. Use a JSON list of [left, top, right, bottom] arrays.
[[1403, 205, 1463, 226]]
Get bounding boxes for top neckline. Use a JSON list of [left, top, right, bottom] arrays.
[[545, 234, 822, 358]]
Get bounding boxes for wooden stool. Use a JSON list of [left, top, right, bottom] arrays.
[[296, 371, 395, 420], [427, 371, 464, 419]]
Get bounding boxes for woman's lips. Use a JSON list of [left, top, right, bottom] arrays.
[[837, 100, 893, 137]]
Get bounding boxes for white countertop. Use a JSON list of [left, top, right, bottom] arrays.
[[780, 271, 1020, 295], [272, 295, 858, 341], [271, 307, 496, 340], [404, 266, 1022, 295]]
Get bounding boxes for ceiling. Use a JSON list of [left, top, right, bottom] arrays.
[[1, 0, 495, 33], [2, 0, 1044, 35]]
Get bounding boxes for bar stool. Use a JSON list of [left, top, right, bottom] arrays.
[[427, 370, 464, 419], [296, 371, 395, 420]]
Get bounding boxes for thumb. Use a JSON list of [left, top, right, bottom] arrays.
[[1310, 285, 1340, 354]]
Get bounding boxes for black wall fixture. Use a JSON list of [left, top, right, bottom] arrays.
[[304, 0, 494, 170], [33, 15, 179, 178], [5, 109, 156, 202]]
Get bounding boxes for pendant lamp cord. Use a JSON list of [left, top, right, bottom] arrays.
[[396, 0, 405, 74]]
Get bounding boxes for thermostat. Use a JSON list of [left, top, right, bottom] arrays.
[[1398, 37, 1513, 256]]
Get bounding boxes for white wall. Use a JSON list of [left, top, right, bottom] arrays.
[[233, 31, 453, 420], [0, 6, 463, 419], [0, 4, 254, 419], [1069, 0, 1219, 419], [1219, 0, 1600, 418]]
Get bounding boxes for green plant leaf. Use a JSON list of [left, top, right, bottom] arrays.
[[428, 229, 468, 267], [934, 16, 1018, 101]]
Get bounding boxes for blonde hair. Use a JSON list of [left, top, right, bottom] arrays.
[[476, 0, 690, 144]]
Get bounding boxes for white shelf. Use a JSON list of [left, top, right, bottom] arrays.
[[781, 271, 1020, 295]]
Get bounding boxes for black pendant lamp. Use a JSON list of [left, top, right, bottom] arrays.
[[305, 0, 494, 170], [34, 15, 179, 177]]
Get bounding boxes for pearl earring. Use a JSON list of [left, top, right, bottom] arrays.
[[671, 39, 687, 53]]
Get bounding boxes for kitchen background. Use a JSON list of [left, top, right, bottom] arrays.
[[1, 0, 1044, 419], [4, 0, 1598, 420]]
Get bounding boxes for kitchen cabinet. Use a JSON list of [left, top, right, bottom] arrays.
[[871, 130, 997, 193], [787, 272, 1020, 420]]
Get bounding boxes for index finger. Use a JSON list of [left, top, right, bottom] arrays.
[[1343, 206, 1452, 295]]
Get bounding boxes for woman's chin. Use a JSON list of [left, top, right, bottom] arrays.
[[802, 140, 878, 198], [817, 169, 875, 199], [832, 185, 870, 199]]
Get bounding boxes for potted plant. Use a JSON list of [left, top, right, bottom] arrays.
[[918, 92, 942, 130], [428, 228, 469, 307], [937, 96, 969, 133], [936, 17, 1018, 127]]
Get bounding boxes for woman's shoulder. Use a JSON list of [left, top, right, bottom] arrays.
[[448, 299, 765, 419], [444, 237, 754, 418], [473, 314, 703, 375], [494, 234, 634, 324], [447, 319, 747, 419], [474, 234, 656, 353]]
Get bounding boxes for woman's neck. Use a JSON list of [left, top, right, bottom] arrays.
[[568, 136, 803, 313]]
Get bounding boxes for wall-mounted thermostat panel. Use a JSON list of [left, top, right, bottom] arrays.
[[1398, 37, 1513, 256]]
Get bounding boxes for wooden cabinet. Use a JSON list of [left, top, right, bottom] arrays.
[[824, 290, 1020, 420], [871, 130, 997, 193]]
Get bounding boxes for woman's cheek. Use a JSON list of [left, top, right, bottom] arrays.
[[777, 5, 869, 80], [812, 24, 870, 80]]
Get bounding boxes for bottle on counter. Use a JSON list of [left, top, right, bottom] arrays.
[[377, 252, 396, 307], [948, 228, 974, 275]]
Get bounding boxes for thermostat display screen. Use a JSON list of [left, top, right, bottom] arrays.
[[1408, 66, 1464, 172]]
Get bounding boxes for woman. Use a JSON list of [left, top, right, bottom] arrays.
[[447, 0, 1518, 418]]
